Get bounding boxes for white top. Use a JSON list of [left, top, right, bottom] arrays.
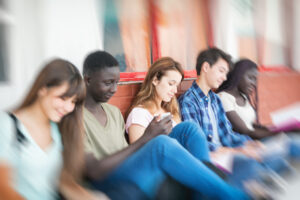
[[218, 91, 256, 130], [125, 107, 177, 133], [0, 111, 63, 200]]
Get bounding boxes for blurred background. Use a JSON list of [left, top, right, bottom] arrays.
[[0, 0, 300, 123]]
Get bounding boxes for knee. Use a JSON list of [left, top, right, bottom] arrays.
[[151, 135, 180, 151], [177, 121, 206, 139], [152, 135, 175, 145]]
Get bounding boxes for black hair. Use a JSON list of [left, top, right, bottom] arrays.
[[217, 59, 257, 93], [83, 50, 119, 76], [196, 47, 232, 75], [217, 58, 259, 122]]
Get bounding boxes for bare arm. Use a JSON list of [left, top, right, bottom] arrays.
[[0, 164, 24, 200], [210, 146, 237, 160], [128, 124, 146, 143], [225, 111, 274, 139], [85, 115, 173, 181], [225, 111, 253, 135], [210, 144, 263, 161]]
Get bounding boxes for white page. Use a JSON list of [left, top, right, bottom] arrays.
[[270, 102, 300, 125]]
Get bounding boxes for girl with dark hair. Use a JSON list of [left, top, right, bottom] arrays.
[[217, 59, 275, 139], [0, 59, 107, 200]]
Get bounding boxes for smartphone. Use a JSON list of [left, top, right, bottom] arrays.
[[160, 112, 171, 120]]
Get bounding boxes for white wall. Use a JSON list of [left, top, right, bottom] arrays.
[[210, 0, 294, 67], [0, 0, 104, 110], [210, 0, 239, 60], [41, 0, 104, 70]]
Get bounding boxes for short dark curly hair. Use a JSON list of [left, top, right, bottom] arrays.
[[83, 50, 119, 76]]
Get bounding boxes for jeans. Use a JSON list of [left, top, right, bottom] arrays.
[[227, 133, 300, 189], [228, 154, 289, 189], [91, 122, 248, 200]]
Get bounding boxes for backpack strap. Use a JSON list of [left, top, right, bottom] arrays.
[[7, 113, 27, 145]]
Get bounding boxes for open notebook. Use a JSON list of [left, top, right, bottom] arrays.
[[268, 102, 300, 132]]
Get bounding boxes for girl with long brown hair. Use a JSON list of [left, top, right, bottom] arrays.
[[126, 57, 184, 143], [0, 59, 107, 200]]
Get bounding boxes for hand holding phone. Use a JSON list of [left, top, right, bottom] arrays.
[[154, 112, 171, 120], [160, 112, 171, 120]]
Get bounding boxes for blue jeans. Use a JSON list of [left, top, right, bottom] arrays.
[[228, 154, 289, 188], [227, 133, 300, 188], [286, 133, 300, 160], [92, 122, 248, 200]]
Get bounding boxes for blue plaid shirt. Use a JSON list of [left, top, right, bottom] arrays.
[[178, 81, 250, 151]]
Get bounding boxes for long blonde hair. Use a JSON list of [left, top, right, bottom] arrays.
[[17, 59, 86, 181], [128, 57, 184, 122]]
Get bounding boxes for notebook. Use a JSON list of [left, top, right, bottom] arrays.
[[268, 102, 300, 132]]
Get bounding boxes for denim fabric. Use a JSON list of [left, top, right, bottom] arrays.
[[91, 122, 249, 200], [227, 155, 283, 188], [227, 138, 300, 191], [287, 133, 300, 160]]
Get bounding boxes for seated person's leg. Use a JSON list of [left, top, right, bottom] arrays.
[[229, 153, 290, 194], [286, 133, 300, 160], [168, 121, 210, 162], [262, 154, 291, 174], [156, 176, 192, 200], [259, 134, 298, 173], [92, 135, 248, 200], [228, 155, 269, 188], [95, 180, 150, 200]]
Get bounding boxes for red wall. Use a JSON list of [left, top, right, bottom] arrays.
[[257, 71, 300, 124], [109, 72, 300, 125]]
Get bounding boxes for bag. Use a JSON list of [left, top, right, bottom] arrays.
[[0, 113, 25, 200], [8, 113, 27, 145]]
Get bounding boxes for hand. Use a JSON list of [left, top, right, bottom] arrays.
[[244, 140, 265, 149], [236, 141, 265, 161], [143, 115, 173, 140], [239, 147, 262, 161], [252, 123, 268, 130], [210, 147, 237, 159], [91, 191, 110, 200]]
